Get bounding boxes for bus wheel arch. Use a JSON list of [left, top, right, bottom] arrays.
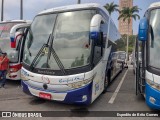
[[103, 69, 111, 93]]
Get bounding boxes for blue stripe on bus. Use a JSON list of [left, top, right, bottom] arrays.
[[21, 80, 92, 105], [10, 37, 15, 42], [21, 80, 32, 95]]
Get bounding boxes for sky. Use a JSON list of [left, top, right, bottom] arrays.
[[0, 0, 160, 34]]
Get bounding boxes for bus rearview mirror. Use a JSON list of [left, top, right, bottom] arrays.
[[138, 18, 148, 41], [10, 23, 31, 48], [11, 31, 23, 48], [90, 14, 104, 45]]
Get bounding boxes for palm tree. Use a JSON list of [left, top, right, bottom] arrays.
[[104, 2, 119, 15], [104, 2, 119, 47], [118, 6, 140, 61]]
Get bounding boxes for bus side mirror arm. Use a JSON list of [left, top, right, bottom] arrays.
[[150, 25, 154, 48], [90, 14, 105, 46], [138, 18, 148, 42], [100, 32, 103, 56]]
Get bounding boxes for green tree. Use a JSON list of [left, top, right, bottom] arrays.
[[118, 6, 140, 61], [115, 38, 125, 51], [104, 2, 119, 46], [115, 35, 137, 54], [104, 2, 119, 15]]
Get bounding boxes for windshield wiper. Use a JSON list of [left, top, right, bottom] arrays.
[[49, 35, 66, 75], [50, 46, 66, 75], [150, 25, 154, 48], [29, 34, 66, 75], [29, 34, 51, 70]]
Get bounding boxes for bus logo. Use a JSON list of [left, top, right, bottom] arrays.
[[43, 47, 48, 54], [42, 76, 50, 84]]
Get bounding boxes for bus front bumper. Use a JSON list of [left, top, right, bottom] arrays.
[[145, 83, 160, 110], [6, 71, 21, 80], [21, 80, 92, 105]]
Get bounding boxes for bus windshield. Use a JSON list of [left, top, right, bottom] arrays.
[[0, 22, 22, 62], [0, 23, 12, 53], [149, 9, 160, 69], [0, 23, 5, 36], [23, 10, 96, 70], [118, 52, 126, 60]]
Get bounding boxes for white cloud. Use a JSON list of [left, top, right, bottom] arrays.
[[24, 0, 70, 9], [4, 0, 20, 8], [0, 0, 75, 20]]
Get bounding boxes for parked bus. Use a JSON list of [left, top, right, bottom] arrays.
[[0, 20, 31, 80], [114, 51, 127, 69], [109, 52, 124, 77], [136, 2, 160, 110], [11, 3, 122, 105]]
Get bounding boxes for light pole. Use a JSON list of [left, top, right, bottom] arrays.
[[77, 0, 81, 4], [20, 0, 23, 20], [1, 0, 4, 21]]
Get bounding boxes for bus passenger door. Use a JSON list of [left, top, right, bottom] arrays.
[[135, 38, 144, 94], [92, 31, 106, 100], [90, 14, 109, 102]]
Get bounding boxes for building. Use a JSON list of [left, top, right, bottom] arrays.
[[119, 0, 133, 35]]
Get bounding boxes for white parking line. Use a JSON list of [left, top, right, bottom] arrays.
[[108, 70, 128, 104]]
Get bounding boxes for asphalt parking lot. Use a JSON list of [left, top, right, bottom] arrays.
[[0, 65, 159, 120]]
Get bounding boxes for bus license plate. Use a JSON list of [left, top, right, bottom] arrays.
[[39, 92, 51, 100]]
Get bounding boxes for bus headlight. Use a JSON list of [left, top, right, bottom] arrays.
[[146, 79, 160, 91], [10, 68, 19, 73], [67, 77, 93, 89]]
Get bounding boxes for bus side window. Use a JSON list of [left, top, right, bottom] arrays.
[[99, 10, 109, 48], [16, 28, 24, 50], [100, 22, 108, 48], [138, 41, 142, 61]]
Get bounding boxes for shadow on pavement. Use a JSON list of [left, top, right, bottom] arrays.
[[70, 107, 89, 117], [3, 79, 21, 89], [29, 97, 46, 105]]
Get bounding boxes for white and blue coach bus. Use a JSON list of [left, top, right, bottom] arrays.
[[11, 3, 122, 105], [136, 2, 160, 110]]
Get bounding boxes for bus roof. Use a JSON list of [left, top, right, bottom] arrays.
[[148, 2, 160, 9], [38, 3, 109, 16], [0, 20, 31, 23]]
